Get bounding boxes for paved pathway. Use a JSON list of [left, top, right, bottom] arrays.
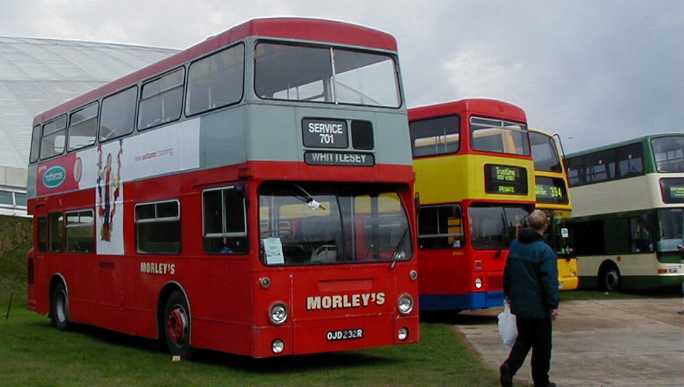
[[453, 297, 684, 386]]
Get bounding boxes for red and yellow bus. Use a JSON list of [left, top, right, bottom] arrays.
[[26, 18, 419, 359], [409, 99, 535, 311], [529, 128, 578, 290]]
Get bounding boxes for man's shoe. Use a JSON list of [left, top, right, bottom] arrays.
[[499, 363, 513, 387]]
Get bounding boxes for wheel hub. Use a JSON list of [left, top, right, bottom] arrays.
[[166, 306, 188, 344]]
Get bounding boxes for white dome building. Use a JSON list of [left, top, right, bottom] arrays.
[[0, 36, 176, 216]]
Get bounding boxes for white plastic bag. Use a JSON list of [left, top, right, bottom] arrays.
[[497, 301, 517, 347]]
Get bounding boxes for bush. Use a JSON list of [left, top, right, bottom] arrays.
[[0, 215, 31, 305]]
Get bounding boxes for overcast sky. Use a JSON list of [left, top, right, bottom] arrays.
[[1, 0, 682, 152]]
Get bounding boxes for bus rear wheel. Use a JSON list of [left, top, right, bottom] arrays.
[[50, 281, 70, 330], [600, 266, 621, 292], [163, 290, 192, 359]]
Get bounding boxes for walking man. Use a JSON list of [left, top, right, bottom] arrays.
[[500, 209, 559, 387]]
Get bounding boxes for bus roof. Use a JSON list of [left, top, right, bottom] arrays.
[[566, 132, 684, 159], [408, 98, 526, 124], [33, 17, 398, 125]]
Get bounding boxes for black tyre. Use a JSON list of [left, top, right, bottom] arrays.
[[50, 281, 70, 330], [601, 266, 621, 291], [163, 290, 192, 359]]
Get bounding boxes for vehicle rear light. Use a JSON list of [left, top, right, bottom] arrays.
[[657, 268, 667, 274]]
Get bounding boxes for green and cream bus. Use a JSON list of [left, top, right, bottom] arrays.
[[565, 133, 684, 290]]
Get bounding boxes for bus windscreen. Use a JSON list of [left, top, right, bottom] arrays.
[[652, 136, 684, 173], [259, 183, 412, 265]]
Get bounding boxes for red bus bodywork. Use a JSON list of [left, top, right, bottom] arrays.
[[410, 99, 535, 311], [26, 18, 418, 358]]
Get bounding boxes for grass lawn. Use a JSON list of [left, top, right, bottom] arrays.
[[0, 303, 501, 387]]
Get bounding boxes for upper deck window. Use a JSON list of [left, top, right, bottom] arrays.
[[29, 125, 41, 163], [68, 102, 98, 151], [529, 131, 561, 172], [470, 116, 529, 156], [139, 68, 185, 130], [254, 42, 400, 108], [652, 136, 684, 173], [40, 115, 67, 159], [186, 44, 244, 116], [100, 86, 138, 142], [409, 115, 460, 157], [616, 143, 643, 177]]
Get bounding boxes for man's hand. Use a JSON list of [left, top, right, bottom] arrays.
[[551, 309, 559, 321]]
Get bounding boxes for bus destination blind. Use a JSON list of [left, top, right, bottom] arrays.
[[484, 164, 528, 195]]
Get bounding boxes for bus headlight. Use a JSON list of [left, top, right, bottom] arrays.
[[397, 327, 409, 341], [475, 278, 483, 289], [397, 294, 414, 315], [269, 303, 288, 325], [272, 339, 284, 354]]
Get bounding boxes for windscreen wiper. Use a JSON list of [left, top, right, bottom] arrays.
[[293, 183, 326, 211], [389, 226, 410, 270]]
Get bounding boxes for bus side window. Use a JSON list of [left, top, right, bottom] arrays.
[[203, 186, 247, 254], [66, 210, 95, 253], [135, 200, 181, 254], [48, 213, 64, 253], [418, 204, 463, 249], [37, 217, 48, 252]]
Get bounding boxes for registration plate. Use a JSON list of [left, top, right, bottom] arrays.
[[326, 328, 364, 341]]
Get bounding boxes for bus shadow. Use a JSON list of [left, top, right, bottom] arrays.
[[31, 319, 401, 372], [192, 349, 401, 373]]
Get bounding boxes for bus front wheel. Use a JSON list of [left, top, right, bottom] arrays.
[[50, 281, 70, 330], [163, 290, 193, 359], [600, 265, 621, 292]]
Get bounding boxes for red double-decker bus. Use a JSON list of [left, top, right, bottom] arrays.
[[26, 18, 418, 358], [409, 99, 535, 311]]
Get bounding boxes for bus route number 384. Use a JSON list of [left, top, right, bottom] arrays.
[[326, 328, 364, 341]]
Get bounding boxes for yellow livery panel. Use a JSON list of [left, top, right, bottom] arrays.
[[414, 154, 535, 205]]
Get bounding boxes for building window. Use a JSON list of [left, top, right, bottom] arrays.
[[203, 186, 247, 254], [410, 115, 460, 157], [100, 86, 138, 142], [135, 200, 180, 254], [48, 212, 64, 252], [186, 44, 244, 116], [68, 102, 98, 151], [139, 67, 185, 130], [40, 115, 67, 159], [65, 210, 94, 253], [418, 204, 463, 249]]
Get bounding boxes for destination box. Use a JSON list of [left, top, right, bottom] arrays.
[[302, 118, 349, 148], [304, 151, 374, 167]]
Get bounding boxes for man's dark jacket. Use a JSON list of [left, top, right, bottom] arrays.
[[503, 228, 560, 319]]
